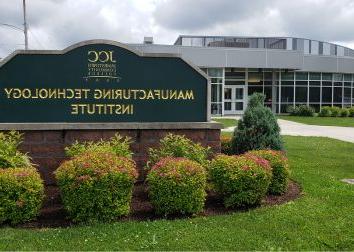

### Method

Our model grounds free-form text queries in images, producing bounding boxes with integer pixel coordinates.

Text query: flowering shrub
[65,133,132,158]
[0,167,44,224]
[147,157,207,215]
[55,151,137,223]
[246,150,290,195]
[221,135,233,155]
[0,131,32,169]
[209,154,272,207]
[147,134,211,169]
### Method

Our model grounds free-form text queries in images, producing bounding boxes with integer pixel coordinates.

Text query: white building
[131,35,354,115]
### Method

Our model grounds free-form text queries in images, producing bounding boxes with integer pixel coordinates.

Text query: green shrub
[147,134,211,169]
[340,108,350,117]
[290,105,315,117]
[209,154,272,207]
[232,93,283,154]
[65,134,132,158]
[0,131,32,169]
[329,106,341,117]
[285,105,295,114]
[55,151,137,223]
[221,135,233,155]
[0,167,44,224]
[349,107,354,117]
[246,150,290,195]
[147,157,207,215]
[318,106,332,117]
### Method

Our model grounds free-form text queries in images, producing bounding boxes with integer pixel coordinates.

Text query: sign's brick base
[17,129,220,185]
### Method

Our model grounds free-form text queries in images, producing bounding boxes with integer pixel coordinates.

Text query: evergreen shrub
[340,108,350,117]
[290,105,315,117]
[232,93,283,154]
[329,106,341,117]
[318,106,332,117]
[349,107,354,117]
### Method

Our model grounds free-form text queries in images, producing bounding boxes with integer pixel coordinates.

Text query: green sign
[0,40,208,123]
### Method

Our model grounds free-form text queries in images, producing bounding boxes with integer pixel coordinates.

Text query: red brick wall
[17,129,221,185]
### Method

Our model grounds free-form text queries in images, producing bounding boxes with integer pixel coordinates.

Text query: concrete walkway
[215,117,354,143]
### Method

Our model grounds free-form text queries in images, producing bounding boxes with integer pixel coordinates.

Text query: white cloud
[1,0,354,58]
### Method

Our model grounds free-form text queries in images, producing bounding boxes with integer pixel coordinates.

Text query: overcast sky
[1,0,354,58]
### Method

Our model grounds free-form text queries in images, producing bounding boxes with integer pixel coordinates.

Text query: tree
[232,93,283,154]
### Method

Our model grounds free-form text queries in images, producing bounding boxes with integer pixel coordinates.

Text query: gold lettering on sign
[3,88,195,101]
[85,50,119,82]
[88,51,99,63]
[70,104,134,115]
[3,87,195,116]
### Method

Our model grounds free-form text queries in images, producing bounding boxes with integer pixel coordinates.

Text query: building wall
[130,43,354,115]
[131,44,354,73]
[205,68,354,115]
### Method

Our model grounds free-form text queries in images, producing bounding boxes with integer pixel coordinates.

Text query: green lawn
[212,118,238,128]
[279,115,354,127]
[1,136,354,250]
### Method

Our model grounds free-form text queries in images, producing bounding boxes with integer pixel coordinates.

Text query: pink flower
[16,171,30,177]
[16,200,25,207]
[242,165,250,171]
[76,175,91,183]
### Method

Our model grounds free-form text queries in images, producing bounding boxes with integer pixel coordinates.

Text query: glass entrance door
[224,86,245,115]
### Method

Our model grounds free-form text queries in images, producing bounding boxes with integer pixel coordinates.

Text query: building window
[323,43,331,55]
[333,73,343,82]
[337,46,345,56]
[296,72,308,81]
[310,72,321,80]
[296,87,308,102]
[207,68,224,115]
[211,84,222,102]
[248,72,262,85]
[322,73,333,81]
[304,40,310,54]
[281,87,294,103]
[225,68,245,85]
[310,81,320,86]
[319,42,323,55]
[309,87,320,102]
[281,72,294,81]
[344,74,352,82]
[248,86,263,97]
[264,87,272,103]
[333,87,342,103]
[311,41,319,55]
[344,88,351,104]
[322,87,332,103]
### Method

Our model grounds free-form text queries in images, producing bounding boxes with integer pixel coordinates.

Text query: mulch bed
[18,181,301,229]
